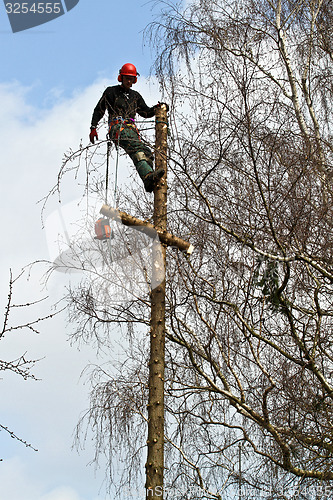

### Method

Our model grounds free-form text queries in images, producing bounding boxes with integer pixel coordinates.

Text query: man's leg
[118,126,164,192]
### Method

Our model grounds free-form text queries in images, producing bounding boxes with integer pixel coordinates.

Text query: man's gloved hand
[154,102,169,113]
[89,127,98,144]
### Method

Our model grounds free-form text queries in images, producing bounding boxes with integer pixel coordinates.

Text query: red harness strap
[108,116,140,141]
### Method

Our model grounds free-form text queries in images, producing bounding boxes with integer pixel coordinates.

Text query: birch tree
[146,0,333,495]
[53,1,333,497]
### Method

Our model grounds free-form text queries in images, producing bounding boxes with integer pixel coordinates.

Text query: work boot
[143,168,165,193]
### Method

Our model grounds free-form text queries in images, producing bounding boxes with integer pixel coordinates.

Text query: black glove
[154,102,169,113]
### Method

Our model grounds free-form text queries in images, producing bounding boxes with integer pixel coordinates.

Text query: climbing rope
[155,119,170,136]
[113,131,120,207]
[105,140,110,205]
[105,135,120,206]
[103,130,121,264]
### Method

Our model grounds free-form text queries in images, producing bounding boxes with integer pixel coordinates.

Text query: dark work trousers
[109,122,154,181]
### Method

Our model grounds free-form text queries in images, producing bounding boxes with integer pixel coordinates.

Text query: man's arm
[91,90,108,128]
[136,92,156,119]
[136,93,169,119]
[90,89,110,143]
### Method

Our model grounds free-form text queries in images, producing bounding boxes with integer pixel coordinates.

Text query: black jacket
[91,85,155,127]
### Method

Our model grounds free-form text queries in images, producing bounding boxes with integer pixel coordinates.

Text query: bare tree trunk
[145,105,168,499]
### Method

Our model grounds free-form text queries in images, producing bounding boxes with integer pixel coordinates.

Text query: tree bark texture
[145,105,168,500]
[100,205,193,255]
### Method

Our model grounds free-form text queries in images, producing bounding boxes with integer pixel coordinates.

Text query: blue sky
[0,0,158,106]
[0,1,169,499]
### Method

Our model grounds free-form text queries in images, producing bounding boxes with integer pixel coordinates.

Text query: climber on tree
[89,63,167,193]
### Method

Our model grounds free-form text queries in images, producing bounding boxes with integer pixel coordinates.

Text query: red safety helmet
[118,63,139,83]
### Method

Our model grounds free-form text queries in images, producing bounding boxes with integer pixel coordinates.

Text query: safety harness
[108,116,141,141]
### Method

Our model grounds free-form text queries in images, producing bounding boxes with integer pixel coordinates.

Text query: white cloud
[0,456,92,500]
[0,456,43,500]
[0,75,161,500]
[40,486,83,500]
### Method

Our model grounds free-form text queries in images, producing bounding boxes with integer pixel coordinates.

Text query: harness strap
[108,116,141,141]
